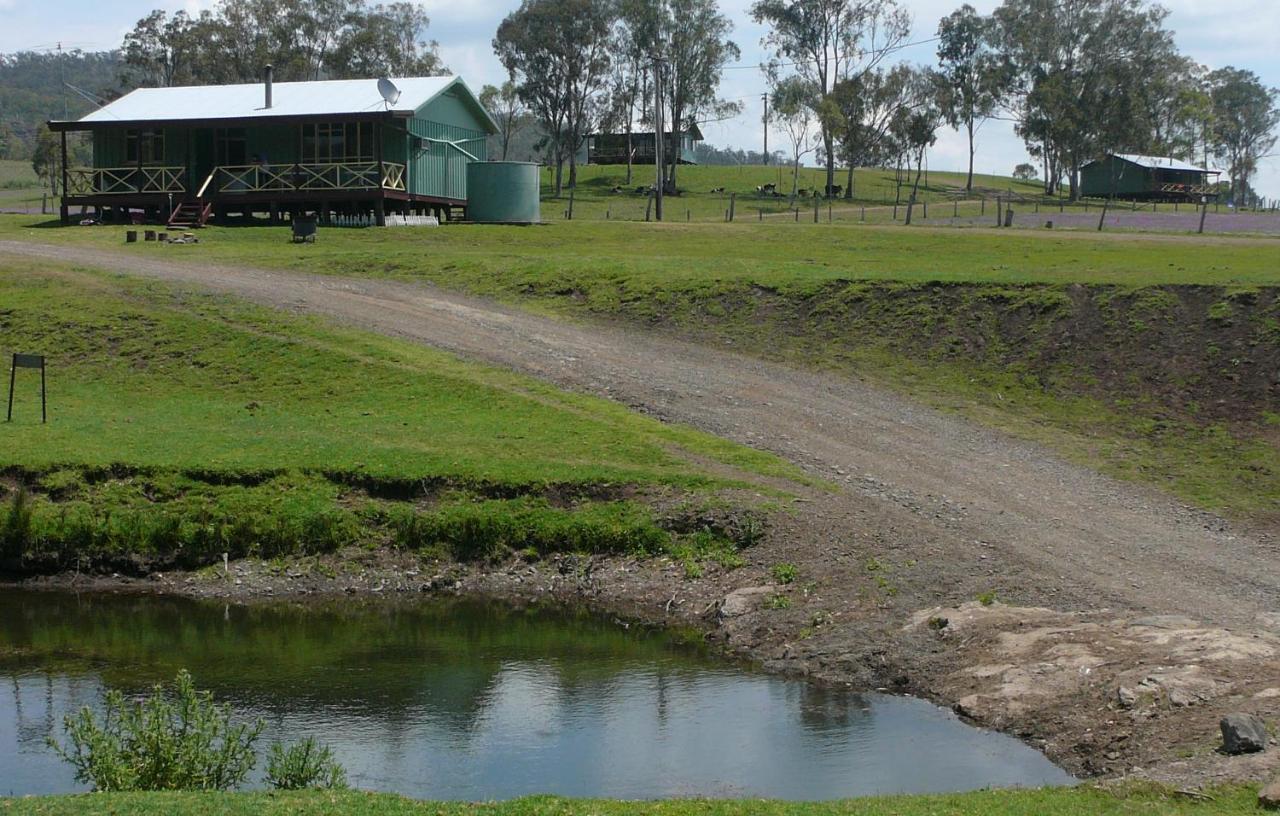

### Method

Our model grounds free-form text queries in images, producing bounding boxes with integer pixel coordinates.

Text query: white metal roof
[76,76,467,124]
[1112,153,1216,173]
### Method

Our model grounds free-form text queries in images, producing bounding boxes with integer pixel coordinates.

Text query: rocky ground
[4,238,1279,789]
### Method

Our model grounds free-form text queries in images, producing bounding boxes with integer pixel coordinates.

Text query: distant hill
[0,50,127,160]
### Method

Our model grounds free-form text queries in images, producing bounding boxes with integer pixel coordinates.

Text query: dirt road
[2,238,1273,628]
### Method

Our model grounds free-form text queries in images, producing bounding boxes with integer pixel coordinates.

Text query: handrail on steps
[196,170,216,199]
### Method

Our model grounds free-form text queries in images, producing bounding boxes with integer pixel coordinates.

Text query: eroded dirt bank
[3,240,1280,788]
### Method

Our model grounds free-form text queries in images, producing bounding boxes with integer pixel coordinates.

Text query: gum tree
[751,0,909,197]
[1207,67,1279,208]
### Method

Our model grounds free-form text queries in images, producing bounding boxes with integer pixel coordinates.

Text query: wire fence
[546,189,1280,237]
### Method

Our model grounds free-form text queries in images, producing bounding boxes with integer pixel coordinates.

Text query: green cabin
[49,73,498,225]
[1079,154,1220,201]
[583,127,702,166]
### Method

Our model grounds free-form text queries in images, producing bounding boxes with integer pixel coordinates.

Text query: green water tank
[466,161,541,224]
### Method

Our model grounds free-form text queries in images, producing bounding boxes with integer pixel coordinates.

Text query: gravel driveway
[2,238,1274,631]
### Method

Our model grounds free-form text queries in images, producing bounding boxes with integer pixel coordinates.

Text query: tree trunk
[625,126,633,185]
[844,163,854,200]
[966,118,975,193]
[824,129,835,196]
[904,149,925,225]
[554,156,564,198]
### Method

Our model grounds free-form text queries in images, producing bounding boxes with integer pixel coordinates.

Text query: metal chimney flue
[263,64,273,109]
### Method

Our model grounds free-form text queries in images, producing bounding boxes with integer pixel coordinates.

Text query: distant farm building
[49,72,498,225]
[1079,154,1220,201]
[583,126,703,166]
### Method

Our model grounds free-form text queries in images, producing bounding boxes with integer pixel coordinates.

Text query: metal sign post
[7,354,46,423]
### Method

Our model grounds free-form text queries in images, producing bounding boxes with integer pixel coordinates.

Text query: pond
[0,590,1072,799]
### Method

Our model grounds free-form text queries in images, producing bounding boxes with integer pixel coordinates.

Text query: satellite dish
[378,77,402,108]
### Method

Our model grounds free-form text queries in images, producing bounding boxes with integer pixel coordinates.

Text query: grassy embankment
[0,261,803,575]
[0,786,1263,815]
[2,214,1276,520]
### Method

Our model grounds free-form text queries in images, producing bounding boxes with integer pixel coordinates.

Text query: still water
[0,590,1072,799]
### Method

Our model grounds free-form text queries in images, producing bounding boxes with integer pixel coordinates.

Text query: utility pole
[57,42,68,119]
[762,94,768,165]
[653,56,665,222]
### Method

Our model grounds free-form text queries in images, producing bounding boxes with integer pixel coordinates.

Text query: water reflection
[0,590,1072,799]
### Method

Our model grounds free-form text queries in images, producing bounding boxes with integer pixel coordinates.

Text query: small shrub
[48,670,263,791]
[683,560,702,580]
[767,593,792,610]
[771,562,798,584]
[735,515,766,548]
[977,591,997,606]
[264,737,347,790]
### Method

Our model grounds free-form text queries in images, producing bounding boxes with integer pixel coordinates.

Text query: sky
[2,0,1278,195]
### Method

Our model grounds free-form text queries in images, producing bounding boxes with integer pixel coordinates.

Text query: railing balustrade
[213,161,407,194]
[66,166,185,196]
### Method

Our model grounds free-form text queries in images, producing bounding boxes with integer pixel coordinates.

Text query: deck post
[59,130,69,224]
[374,197,386,227]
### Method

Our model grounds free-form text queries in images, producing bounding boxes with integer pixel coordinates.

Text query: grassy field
[1,215,1276,520]
[4,216,1279,287]
[542,164,1052,222]
[0,786,1262,815]
[0,261,798,572]
[0,159,46,213]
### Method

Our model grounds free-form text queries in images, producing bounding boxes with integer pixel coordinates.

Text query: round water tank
[466,162,541,224]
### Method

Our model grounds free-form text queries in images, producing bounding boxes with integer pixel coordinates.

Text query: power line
[719,35,941,71]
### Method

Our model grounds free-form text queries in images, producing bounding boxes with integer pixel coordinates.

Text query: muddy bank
[14,538,1280,791]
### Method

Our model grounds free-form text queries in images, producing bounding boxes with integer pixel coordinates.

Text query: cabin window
[301,122,376,163]
[124,129,165,165]
[216,128,247,166]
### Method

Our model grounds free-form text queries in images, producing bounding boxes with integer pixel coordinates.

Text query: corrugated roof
[1113,154,1215,173]
[76,76,471,124]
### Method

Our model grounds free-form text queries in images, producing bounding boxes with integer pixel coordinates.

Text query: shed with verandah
[1079,154,1220,201]
[48,73,498,226]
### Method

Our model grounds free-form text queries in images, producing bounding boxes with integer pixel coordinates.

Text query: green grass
[0,158,39,189]
[0,786,1262,815]
[4,215,1277,288]
[0,262,798,571]
[542,163,1052,222]
[0,263,790,486]
[2,216,1276,519]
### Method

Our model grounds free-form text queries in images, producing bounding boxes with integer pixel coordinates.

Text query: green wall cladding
[88,83,493,202]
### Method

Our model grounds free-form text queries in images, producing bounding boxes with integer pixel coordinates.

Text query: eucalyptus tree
[770,74,818,200]
[480,81,528,161]
[119,1,444,85]
[1207,67,1279,208]
[618,0,738,193]
[120,10,200,87]
[751,0,910,196]
[827,63,912,198]
[991,0,1180,199]
[935,4,1008,193]
[494,0,615,196]
[330,2,444,78]
[897,68,943,225]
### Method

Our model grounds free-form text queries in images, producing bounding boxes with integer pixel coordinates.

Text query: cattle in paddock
[797,188,810,197]
[755,183,777,196]
[610,186,625,194]
[825,184,843,198]
[710,186,725,193]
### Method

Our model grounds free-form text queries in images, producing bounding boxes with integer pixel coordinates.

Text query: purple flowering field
[921,208,1280,236]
